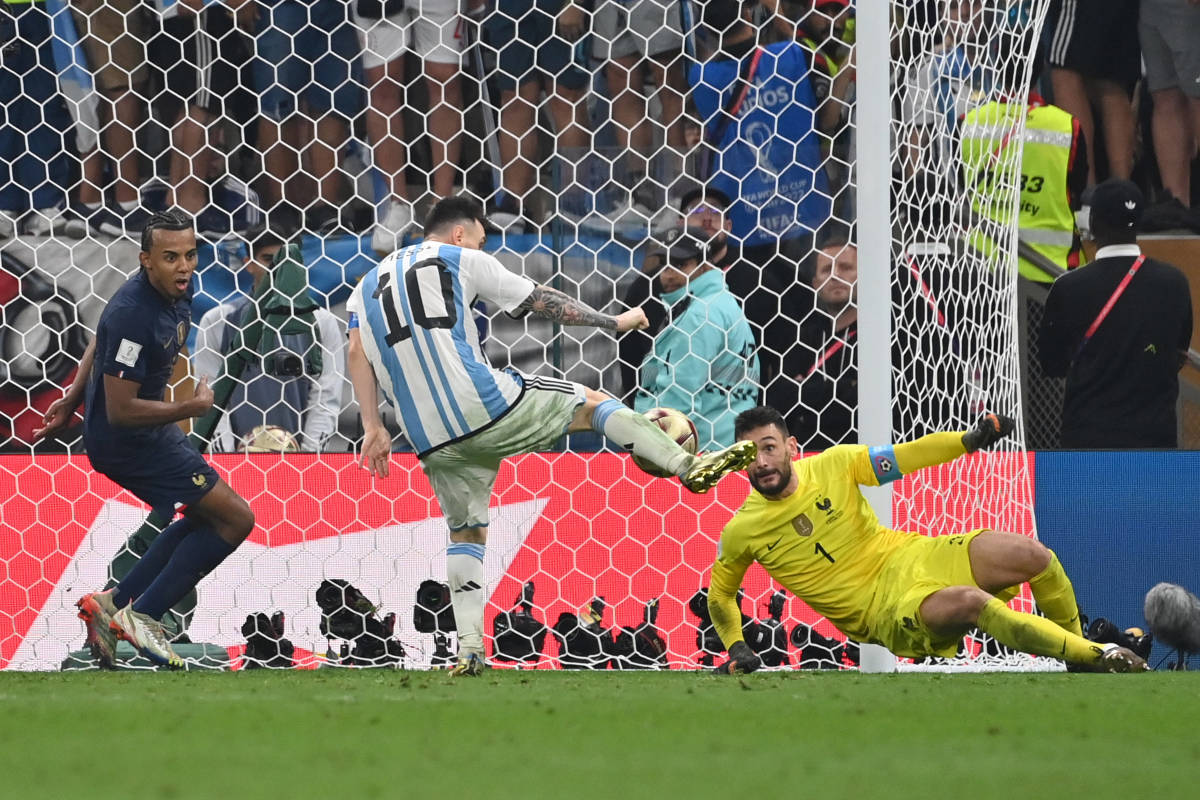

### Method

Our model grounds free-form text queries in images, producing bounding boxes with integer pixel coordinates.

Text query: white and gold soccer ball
[631,407,699,478]
[243,424,300,454]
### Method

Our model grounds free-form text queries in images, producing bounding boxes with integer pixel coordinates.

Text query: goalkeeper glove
[962,413,1015,453]
[713,641,761,675]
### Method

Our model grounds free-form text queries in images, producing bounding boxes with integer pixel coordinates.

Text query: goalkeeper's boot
[110,605,183,670]
[76,590,119,670]
[681,441,757,494]
[449,651,487,678]
[1099,643,1150,673]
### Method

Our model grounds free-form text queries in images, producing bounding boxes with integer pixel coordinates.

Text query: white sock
[117,200,137,213]
[592,400,693,476]
[447,543,486,656]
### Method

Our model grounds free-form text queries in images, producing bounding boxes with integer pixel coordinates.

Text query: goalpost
[1,0,1059,672]
[875,0,1060,671]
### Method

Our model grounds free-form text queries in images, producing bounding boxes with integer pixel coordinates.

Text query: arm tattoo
[517,285,617,329]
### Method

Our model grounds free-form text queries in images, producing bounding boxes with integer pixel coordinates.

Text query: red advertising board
[0,451,1034,670]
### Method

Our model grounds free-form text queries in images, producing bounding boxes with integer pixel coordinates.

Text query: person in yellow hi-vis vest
[960,59,1088,284]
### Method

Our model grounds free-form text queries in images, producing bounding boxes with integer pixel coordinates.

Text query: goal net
[1,0,1056,671]
[888,0,1059,670]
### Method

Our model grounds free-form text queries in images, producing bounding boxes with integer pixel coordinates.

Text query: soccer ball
[243,425,300,453]
[631,408,699,478]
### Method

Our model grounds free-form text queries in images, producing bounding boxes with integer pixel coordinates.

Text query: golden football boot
[680,440,757,494]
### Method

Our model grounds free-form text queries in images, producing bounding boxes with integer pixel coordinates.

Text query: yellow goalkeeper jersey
[708,434,966,647]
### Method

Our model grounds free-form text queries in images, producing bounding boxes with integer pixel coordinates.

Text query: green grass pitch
[1,669,1196,799]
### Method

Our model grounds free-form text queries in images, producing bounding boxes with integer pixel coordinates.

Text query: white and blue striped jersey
[347,242,536,456]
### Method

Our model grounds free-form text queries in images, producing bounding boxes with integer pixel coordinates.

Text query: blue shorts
[485,0,590,92]
[253,0,365,122]
[90,429,219,516]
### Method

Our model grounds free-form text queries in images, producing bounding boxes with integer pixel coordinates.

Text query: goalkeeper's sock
[1027,551,1084,637]
[131,526,236,620]
[592,400,693,476]
[994,586,1019,603]
[448,543,486,655]
[112,516,195,609]
[977,597,1102,666]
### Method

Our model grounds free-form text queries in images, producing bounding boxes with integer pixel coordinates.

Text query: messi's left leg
[421,447,498,677]
[968,531,1083,637]
[446,531,488,678]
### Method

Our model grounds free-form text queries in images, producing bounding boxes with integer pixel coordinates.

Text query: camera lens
[265,352,305,377]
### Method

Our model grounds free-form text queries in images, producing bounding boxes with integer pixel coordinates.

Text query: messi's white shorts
[420,376,586,530]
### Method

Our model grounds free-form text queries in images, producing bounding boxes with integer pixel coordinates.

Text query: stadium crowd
[1,0,1197,454]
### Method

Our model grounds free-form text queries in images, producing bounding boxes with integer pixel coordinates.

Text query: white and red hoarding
[0,452,1033,670]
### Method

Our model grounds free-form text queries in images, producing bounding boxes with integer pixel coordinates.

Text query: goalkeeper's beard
[748,467,788,497]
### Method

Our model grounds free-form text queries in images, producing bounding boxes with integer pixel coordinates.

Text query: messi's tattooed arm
[516,286,650,333]
[517,285,617,329]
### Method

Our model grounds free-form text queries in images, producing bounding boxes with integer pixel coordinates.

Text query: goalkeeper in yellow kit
[708,407,1149,674]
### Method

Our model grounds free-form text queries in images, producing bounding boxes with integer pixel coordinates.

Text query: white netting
[0,0,1057,671]
[887,0,1058,669]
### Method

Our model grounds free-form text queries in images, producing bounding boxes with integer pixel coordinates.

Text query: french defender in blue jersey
[347,197,758,675]
[35,210,256,669]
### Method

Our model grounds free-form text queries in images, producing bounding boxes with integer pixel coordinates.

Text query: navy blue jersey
[84,270,193,466]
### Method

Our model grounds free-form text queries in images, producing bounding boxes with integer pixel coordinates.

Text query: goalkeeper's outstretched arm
[876,413,1016,481]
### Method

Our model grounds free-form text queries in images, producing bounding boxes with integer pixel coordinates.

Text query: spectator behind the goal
[252,0,365,234]
[898,0,992,182]
[192,231,345,452]
[151,0,254,237]
[959,25,1087,284]
[1137,0,1200,231]
[618,187,734,401]
[618,186,815,399]
[768,0,857,214]
[1046,0,1138,186]
[633,226,760,451]
[66,0,154,237]
[766,221,857,451]
[689,0,831,266]
[0,0,74,239]
[355,0,469,254]
[482,0,593,234]
[591,0,689,232]
[1038,179,1194,449]
[765,0,855,138]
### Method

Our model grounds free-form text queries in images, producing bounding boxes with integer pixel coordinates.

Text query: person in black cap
[1038,179,1193,448]
[632,226,761,450]
[616,187,811,401]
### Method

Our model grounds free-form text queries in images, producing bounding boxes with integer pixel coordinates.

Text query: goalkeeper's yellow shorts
[866,528,989,659]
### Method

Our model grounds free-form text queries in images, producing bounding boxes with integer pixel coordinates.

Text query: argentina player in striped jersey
[347,197,756,675]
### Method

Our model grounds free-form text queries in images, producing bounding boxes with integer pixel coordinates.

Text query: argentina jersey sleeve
[460,248,535,314]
